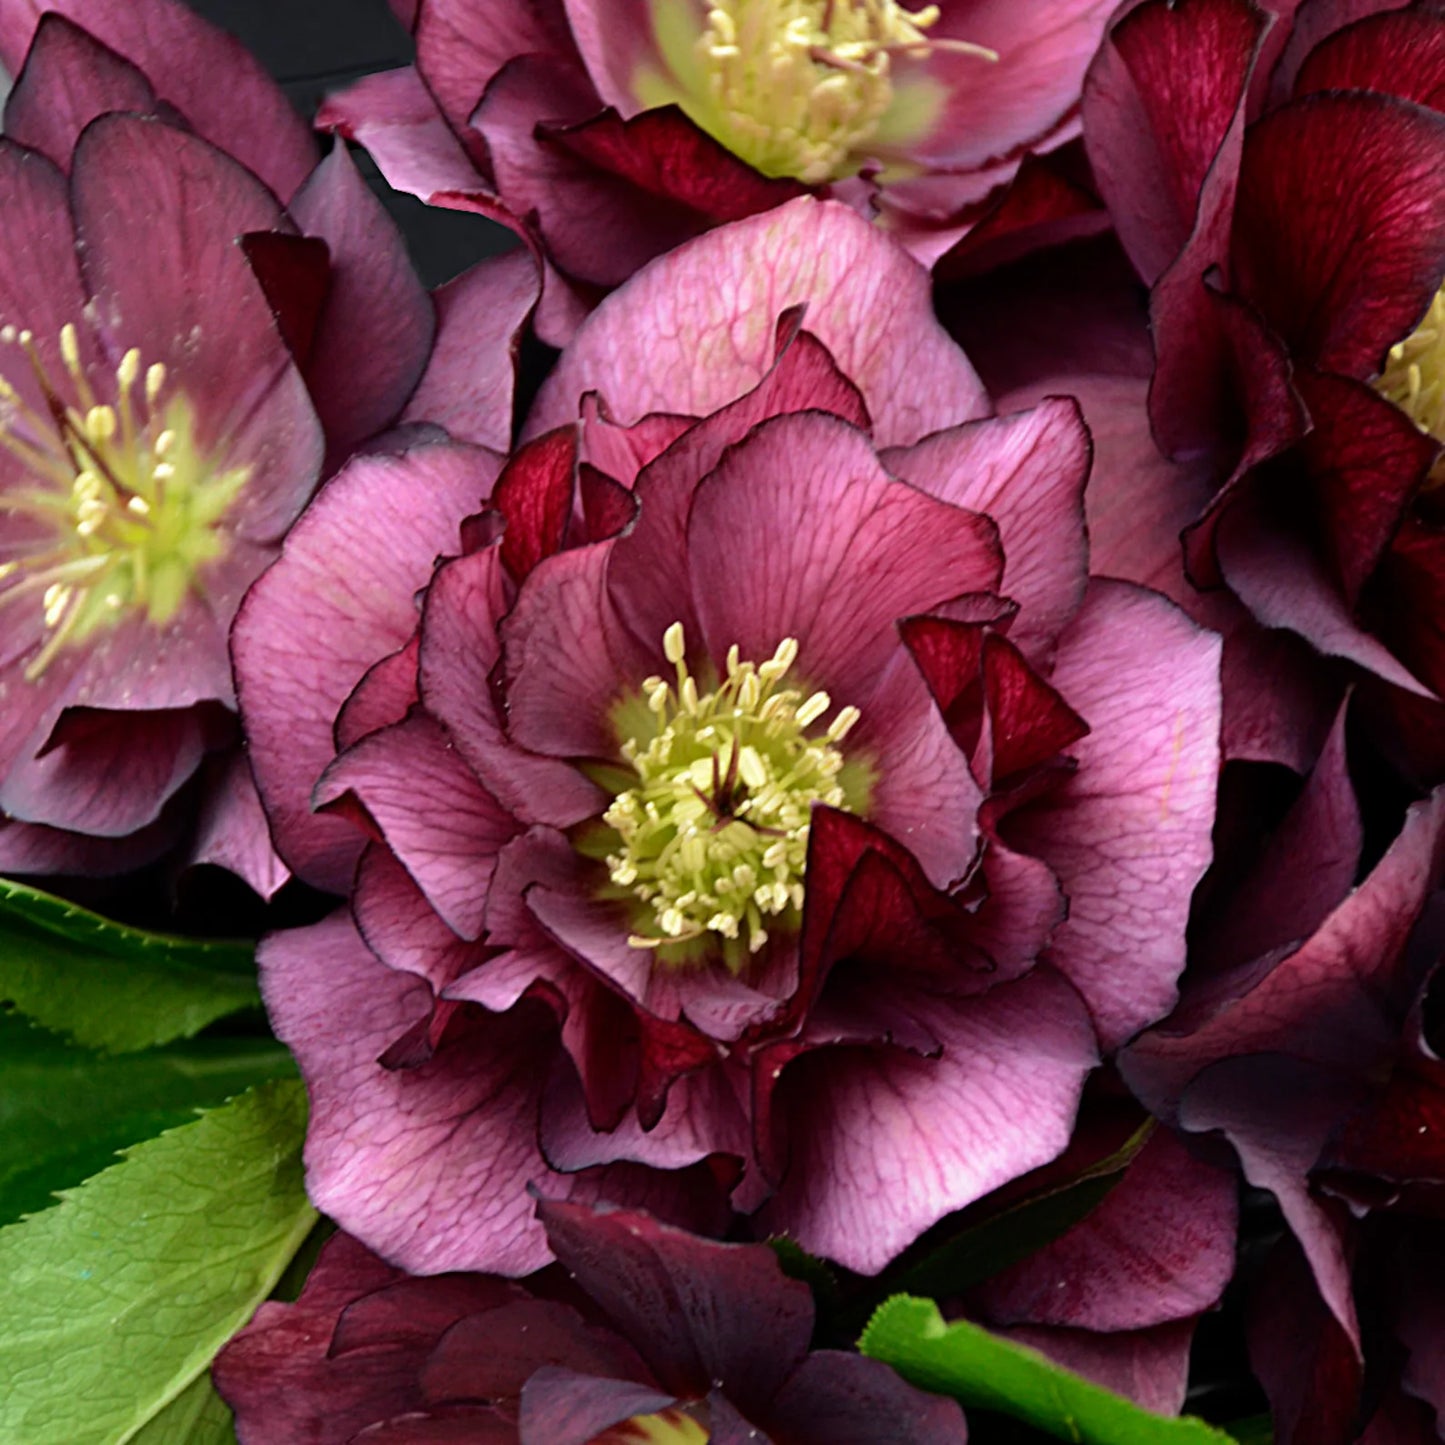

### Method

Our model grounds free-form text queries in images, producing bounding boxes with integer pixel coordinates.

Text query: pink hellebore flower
[237,200,1223,1277]
[213,1199,968,1443]
[320,0,1115,338]
[0,115,323,881]
[0,0,460,890]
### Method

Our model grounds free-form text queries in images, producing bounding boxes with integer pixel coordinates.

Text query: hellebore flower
[213,1199,967,1443]
[1081,0,1445,784]
[0,114,324,883]
[236,200,1223,1278]
[0,0,463,889]
[319,0,1115,338]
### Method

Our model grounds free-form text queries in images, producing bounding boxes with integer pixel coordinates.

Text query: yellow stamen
[603,622,866,970]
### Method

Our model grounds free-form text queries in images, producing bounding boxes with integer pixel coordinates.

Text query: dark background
[183,0,516,286]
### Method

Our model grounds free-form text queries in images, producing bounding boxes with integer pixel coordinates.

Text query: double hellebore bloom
[1083,0,1445,783]
[213,1198,967,1442]
[321,0,1114,336]
[238,201,1222,1277]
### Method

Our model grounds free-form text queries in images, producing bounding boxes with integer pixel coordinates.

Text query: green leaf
[128,1375,236,1445]
[0,1080,317,1445]
[0,1011,296,1228]
[0,875,259,1052]
[859,1296,1239,1445]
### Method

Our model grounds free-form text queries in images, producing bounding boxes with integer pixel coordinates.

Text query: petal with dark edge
[1005,582,1222,1050]
[234,443,499,892]
[529,198,990,448]
[0,0,317,198]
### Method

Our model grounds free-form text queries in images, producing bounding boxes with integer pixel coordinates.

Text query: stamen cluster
[604,621,860,963]
[0,324,248,677]
[1378,287,1445,486]
[698,0,944,182]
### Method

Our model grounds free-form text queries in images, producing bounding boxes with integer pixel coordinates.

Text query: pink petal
[288,142,436,462]
[688,410,1003,706]
[234,443,500,892]
[0,806,177,876]
[316,66,488,205]
[882,398,1090,660]
[354,843,484,991]
[414,0,584,137]
[1006,582,1222,1049]
[603,318,869,650]
[336,636,421,752]
[973,1128,1238,1331]
[0,0,318,198]
[0,140,89,376]
[759,966,1096,1272]
[403,250,540,450]
[530,198,990,448]
[419,547,603,825]
[3,14,157,170]
[500,540,656,759]
[844,647,983,887]
[899,0,1114,170]
[187,750,290,898]
[315,714,518,940]
[0,704,210,835]
[70,115,323,544]
[259,912,568,1275]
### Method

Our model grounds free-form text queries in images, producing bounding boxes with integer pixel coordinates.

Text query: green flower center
[0,324,249,679]
[604,621,863,964]
[589,1406,711,1443]
[685,0,983,183]
[1379,286,1445,487]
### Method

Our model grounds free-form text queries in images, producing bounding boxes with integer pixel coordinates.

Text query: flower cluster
[5,1,1445,1442]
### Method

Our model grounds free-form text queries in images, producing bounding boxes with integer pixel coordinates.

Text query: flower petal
[0,0,318,198]
[403,249,540,451]
[288,141,436,463]
[259,912,567,1275]
[315,714,519,940]
[1005,581,1222,1049]
[1232,92,1445,378]
[687,410,1002,706]
[973,1128,1238,1331]
[3,14,158,170]
[70,114,323,544]
[881,398,1090,661]
[760,966,1096,1272]
[537,1198,814,1414]
[234,443,499,891]
[530,198,990,448]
